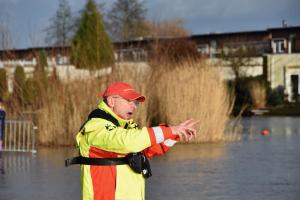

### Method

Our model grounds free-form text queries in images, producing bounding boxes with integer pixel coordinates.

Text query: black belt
[65,156,128,167]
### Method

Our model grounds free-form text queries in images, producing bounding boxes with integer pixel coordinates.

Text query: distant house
[192,26,300,56]
[190,26,300,102]
[0,46,70,67]
[0,25,300,102]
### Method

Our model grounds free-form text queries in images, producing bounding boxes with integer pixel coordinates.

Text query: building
[1,25,300,102]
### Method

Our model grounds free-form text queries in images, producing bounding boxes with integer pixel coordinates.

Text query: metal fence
[1,120,37,153]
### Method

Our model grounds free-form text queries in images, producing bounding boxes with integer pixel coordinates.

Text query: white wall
[208,57,264,80]
[265,53,300,101]
[266,53,300,89]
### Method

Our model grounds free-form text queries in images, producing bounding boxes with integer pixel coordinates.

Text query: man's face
[109,96,139,120]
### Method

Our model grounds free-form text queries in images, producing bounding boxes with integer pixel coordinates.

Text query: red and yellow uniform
[76,101,177,200]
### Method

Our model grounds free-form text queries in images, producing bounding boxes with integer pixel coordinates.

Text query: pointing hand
[170,119,199,142]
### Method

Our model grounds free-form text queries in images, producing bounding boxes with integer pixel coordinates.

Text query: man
[73,82,197,200]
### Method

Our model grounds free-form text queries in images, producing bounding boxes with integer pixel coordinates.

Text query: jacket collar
[97,101,133,127]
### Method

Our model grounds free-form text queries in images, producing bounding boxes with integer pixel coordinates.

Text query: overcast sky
[0,0,299,49]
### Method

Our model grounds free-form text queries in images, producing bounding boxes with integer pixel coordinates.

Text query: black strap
[65,156,128,167]
[79,109,120,131]
[88,109,120,127]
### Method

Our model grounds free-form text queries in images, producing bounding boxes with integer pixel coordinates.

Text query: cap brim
[135,96,146,102]
[98,90,145,102]
[120,90,145,102]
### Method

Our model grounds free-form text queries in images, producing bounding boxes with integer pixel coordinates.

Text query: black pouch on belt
[127,153,143,174]
[141,155,152,179]
[127,152,152,179]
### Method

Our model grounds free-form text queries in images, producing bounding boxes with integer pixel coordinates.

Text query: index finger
[183,119,200,128]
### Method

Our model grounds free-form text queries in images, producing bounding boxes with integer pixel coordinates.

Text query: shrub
[13,65,26,106]
[267,86,285,106]
[0,68,8,101]
[248,79,266,108]
[23,78,39,107]
[229,75,267,114]
[70,0,114,70]
[150,38,200,66]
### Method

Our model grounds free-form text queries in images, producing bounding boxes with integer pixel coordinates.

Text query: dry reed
[38,78,100,146]
[151,60,240,142]
[248,80,266,108]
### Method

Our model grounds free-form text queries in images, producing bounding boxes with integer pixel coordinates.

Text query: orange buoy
[261,129,270,135]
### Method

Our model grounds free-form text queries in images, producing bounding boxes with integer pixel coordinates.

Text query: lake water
[0,116,300,200]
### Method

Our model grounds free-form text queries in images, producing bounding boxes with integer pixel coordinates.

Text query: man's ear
[106,96,114,108]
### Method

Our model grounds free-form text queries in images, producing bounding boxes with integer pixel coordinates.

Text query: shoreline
[250,103,300,117]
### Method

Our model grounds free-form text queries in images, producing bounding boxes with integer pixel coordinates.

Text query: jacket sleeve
[144,135,179,158]
[81,118,174,154]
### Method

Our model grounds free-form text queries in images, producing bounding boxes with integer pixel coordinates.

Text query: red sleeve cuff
[160,125,173,140]
[147,125,173,144]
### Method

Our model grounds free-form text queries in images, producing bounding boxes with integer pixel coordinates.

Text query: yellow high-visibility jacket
[76,101,178,200]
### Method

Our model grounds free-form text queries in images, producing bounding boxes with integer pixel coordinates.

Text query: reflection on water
[0,149,80,200]
[0,153,4,175]
[243,116,300,135]
[0,116,300,200]
[0,152,31,175]
[163,143,226,161]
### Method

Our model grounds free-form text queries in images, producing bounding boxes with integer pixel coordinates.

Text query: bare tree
[146,19,196,65]
[0,20,13,50]
[107,0,148,41]
[45,0,74,46]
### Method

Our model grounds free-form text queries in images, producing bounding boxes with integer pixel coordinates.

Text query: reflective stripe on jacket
[76,101,178,200]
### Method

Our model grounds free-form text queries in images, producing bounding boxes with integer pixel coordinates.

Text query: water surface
[0,116,299,200]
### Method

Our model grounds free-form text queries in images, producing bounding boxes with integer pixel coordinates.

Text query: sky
[0,0,299,49]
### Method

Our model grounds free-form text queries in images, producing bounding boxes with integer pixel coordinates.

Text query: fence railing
[1,120,37,153]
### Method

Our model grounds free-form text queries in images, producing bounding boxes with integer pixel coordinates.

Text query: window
[272,38,286,53]
[55,54,69,65]
[210,40,218,58]
[116,48,147,62]
[196,44,209,54]
[224,41,270,55]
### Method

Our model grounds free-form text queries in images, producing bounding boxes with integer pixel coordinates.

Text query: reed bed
[32,59,240,145]
[37,78,100,146]
[150,60,240,142]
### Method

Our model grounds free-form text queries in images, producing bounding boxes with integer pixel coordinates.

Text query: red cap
[99,82,145,102]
